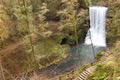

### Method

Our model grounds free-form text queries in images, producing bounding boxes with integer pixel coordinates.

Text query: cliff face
[107,0,120,46]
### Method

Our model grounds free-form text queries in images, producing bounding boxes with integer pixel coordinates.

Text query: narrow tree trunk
[88,30,96,59]
[74,1,80,60]
[22,0,37,65]
[0,38,4,48]
[0,61,5,80]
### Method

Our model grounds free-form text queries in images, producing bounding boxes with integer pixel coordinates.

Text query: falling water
[85,6,108,47]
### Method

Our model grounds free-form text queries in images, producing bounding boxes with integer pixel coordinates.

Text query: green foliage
[0,23,9,41]
[57,0,78,44]
[0,24,9,48]
[95,52,104,60]
[89,41,120,80]
[89,65,111,80]
[53,34,65,44]
[2,0,49,36]
[57,0,87,44]
[12,2,35,35]
[34,39,69,67]
[0,7,9,40]
[0,7,11,48]
[34,3,49,23]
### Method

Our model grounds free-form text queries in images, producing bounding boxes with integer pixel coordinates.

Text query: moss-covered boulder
[34,39,69,68]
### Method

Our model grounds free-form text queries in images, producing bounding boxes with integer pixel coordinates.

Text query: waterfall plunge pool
[38,44,106,77]
[38,6,108,78]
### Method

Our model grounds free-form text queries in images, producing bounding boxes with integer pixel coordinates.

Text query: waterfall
[85,6,108,47]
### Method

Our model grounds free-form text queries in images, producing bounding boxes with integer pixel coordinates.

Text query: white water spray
[85,6,108,47]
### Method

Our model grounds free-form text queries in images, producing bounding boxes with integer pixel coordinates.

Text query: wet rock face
[107,0,120,46]
[96,1,108,7]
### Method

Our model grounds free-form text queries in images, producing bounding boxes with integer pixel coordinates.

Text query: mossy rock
[34,39,69,68]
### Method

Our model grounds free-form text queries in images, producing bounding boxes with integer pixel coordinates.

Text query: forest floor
[0,40,22,56]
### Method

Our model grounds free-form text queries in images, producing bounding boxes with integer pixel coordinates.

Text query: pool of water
[78,44,106,64]
[38,44,106,77]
